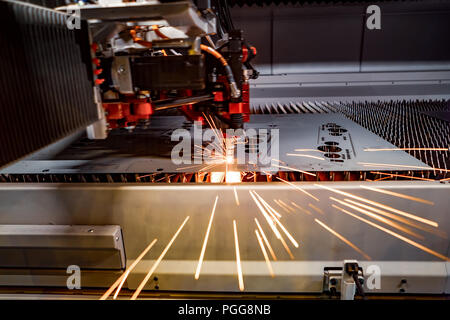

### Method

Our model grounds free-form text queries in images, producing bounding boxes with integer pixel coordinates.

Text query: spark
[364,148,449,152]
[370,171,435,182]
[314,184,438,227]
[332,205,449,261]
[233,186,240,206]
[272,163,317,176]
[315,219,371,260]
[343,198,446,238]
[253,191,282,218]
[286,153,325,160]
[226,155,234,164]
[374,176,392,181]
[279,236,295,260]
[358,162,450,173]
[440,177,450,182]
[255,229,275,277]
[195,196,219,280]
[250,191,299,248]
[254,218,277,261]
[360,185,434,205]
[308,203,324,215]
[175,164,204,171]
[277,177,320,201]
[100,238,158,300]
[274,199,290,213]
[278,200,295,212]
[330,197,424,240]
[131,216,190,300]
[249,190,282,239]
[290,202,312,215]
[233,220,245,291]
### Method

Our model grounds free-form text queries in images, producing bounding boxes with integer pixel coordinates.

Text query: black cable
[352,273,366,299]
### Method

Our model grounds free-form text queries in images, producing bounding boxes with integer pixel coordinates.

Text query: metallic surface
[0,114,431,174]
[62,1,215,36]
[0,181,448,293]
[0,225,125,269]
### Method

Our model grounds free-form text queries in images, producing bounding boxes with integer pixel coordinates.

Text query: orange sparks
[439,177,450,182]
[255,218,277,261]
[315,219,371,260]
[364,148,449,152]
[360,185,434,205]
[314,184,438,227]
[279,236,295,260]
[233,186,240,206]
[330,197,424,240]
[278,200,295,212]
[233,220,245,291]
[255,229,275,277]
[195,196,219,280]
[286,153,325,160]
[274,199,290,213]
[277,177,320,201]
[332,205,449,261]
[250,191,299,248]
[343,198,447,238]
[358,162,450,173]
[250,191,282,239]
[100,238,158,300]
[308,203,324,215]
[291,202,312,215]
[131,216,190,300]
[253,191,282,218]
[370,171,435,182]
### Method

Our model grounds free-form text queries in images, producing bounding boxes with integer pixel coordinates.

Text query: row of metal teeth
[251,99,450,171]
[0,170,443,183]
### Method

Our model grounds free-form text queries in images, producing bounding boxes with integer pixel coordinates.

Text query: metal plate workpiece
[245,114,430,172]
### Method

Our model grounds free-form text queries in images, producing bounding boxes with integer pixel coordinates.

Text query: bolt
[330,278,337,286]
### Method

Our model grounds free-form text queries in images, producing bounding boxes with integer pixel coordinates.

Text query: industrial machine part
[0,0,449,300]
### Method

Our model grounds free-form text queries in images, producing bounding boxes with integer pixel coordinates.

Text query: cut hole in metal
[318,145,342,153]
[324,153,341,159]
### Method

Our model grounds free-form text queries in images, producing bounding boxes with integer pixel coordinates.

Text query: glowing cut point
[226,171,241,183]
[210,172,225,183]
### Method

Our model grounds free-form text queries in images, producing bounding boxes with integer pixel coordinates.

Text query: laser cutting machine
[0,0,449,300]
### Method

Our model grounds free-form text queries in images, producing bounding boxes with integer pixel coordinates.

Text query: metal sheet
[0,114,430,174]
[244,114,430,172]
[0,181,447,293]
